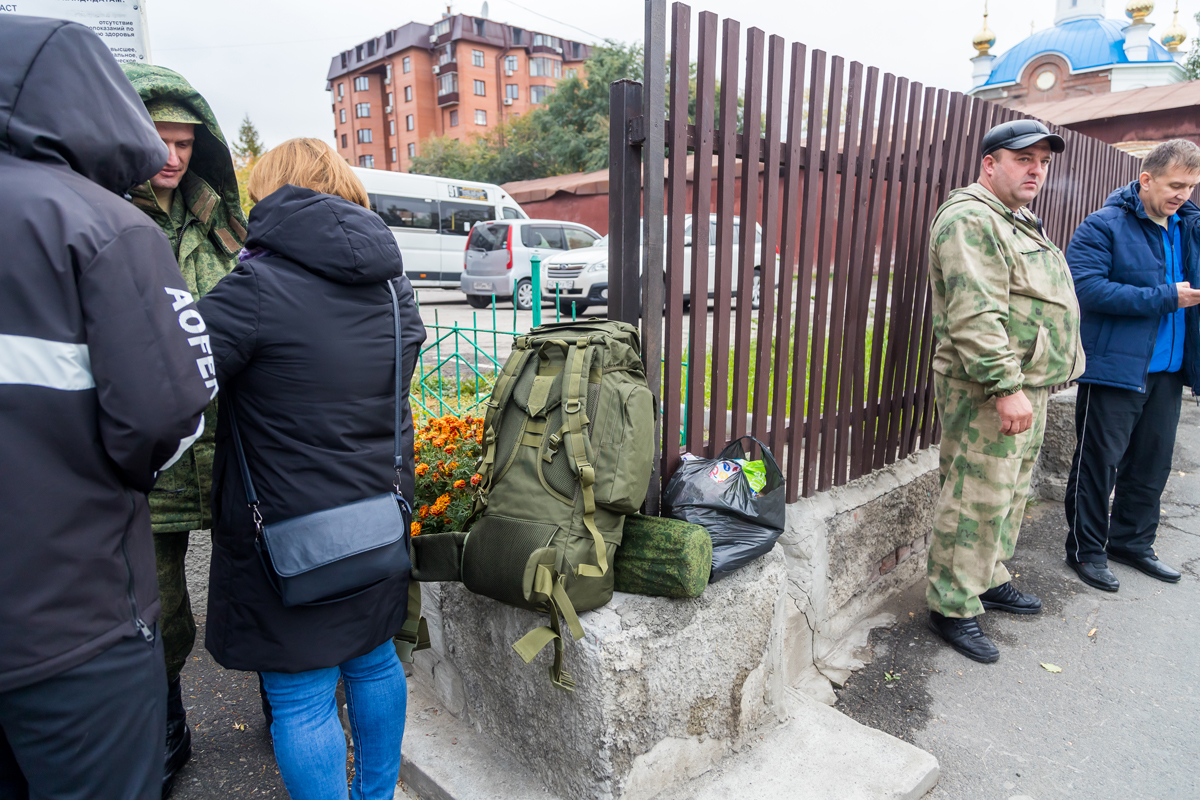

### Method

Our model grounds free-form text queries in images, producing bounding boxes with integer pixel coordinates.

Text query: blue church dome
[981,17,1174,87]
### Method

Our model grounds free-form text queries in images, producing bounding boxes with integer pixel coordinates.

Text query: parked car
[354,168,527,290]
[461,219,602,310]
[539,214,769,315]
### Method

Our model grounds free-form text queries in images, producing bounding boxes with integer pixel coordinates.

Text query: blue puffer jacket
[1065,180,1200,395]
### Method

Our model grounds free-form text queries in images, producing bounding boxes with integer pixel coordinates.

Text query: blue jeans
[261,640,406,800]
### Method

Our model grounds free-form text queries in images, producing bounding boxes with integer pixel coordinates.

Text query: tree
[1186,11,1200,80]
[231,115,266,215]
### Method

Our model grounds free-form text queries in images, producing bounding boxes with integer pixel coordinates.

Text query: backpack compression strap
[394,580,430,663]
[512,563,585,691]
[473,345,534,517]
[563,337,607,578]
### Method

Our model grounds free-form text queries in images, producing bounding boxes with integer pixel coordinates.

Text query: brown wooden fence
[608,1,1142,507]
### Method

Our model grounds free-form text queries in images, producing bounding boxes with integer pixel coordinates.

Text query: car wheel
[557,298,588,317]
[751,269,761,311]
[466,294,492,309]
[513,279,534,311]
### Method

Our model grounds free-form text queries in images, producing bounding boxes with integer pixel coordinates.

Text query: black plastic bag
[662,436,786,581]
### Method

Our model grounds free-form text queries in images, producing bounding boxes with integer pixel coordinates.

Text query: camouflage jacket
[123,64,247,533]
[929,183,1085,397]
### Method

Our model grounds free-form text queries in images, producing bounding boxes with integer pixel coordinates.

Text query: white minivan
[352,168,528,289]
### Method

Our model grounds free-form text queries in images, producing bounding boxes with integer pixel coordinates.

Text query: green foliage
[1185,12,1200,80]
[231,115,266,216]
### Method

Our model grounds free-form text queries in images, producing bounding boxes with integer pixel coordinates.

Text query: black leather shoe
[163,677,192,798]
[1107,550,1182,583]
[1066,558,1119,592]
[928,612,1000,663]
[979,582,1042,614]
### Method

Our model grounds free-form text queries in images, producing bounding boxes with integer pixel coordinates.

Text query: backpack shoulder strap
[561,336,607,579]
[473,344,535,515]
[394,581,430,663]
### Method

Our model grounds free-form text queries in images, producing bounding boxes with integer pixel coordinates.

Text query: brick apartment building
[327,14,591,172]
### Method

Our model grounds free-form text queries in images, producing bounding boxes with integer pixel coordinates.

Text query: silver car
[460,219,601,310]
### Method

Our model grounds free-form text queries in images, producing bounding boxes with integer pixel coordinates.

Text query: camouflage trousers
[927,374,1049,618]
[154,530,197,683]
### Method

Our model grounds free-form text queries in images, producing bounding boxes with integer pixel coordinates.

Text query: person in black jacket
[0,17,214,800]
[1063,139,1200,592]
[196,138,426,799]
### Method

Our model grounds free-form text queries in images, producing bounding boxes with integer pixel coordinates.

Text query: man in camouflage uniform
[925,120,1085,663]
[121,64,246,794]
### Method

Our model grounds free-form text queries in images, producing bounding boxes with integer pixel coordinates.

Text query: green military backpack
[410,320,656,689]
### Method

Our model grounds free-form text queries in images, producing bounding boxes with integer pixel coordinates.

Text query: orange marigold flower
[415,463,429,477]
[443,516,454,524]
[411,521,421,536]
[418,505,430,519]
[470,474,482,486]
[447,461,459,471]
[453,479,467,490]
[444,444,457,454]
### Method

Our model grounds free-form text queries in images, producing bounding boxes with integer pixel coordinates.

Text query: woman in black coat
[196,139,425,800]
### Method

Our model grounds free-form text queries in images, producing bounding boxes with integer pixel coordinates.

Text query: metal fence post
[608,80,644,325]
[531,253,542,328]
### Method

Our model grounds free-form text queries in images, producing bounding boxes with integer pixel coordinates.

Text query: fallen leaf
[1088,628,1097,637]
[1041,663,1063,673]
[233,723,246,731]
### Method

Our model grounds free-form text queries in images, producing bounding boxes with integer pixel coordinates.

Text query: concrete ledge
[1032,385,1078,502]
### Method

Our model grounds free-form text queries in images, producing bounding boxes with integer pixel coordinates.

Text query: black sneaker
[979,582,1042,614]
[928,611,1000,663]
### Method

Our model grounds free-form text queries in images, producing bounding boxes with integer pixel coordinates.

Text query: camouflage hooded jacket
[928,182,1085,397]
[122,64,248,533]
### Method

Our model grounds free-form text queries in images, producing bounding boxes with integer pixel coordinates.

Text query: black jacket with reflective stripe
[0,17,212,690]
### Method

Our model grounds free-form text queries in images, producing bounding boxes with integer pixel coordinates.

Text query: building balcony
[437,92,460,107]
[437,60,458,73]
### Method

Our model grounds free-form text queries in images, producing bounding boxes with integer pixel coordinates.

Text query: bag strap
[394,581,430,663]
[717,435,783,480]
[228,279,406,526]
[561,337,607,579]
[472,344,534,516]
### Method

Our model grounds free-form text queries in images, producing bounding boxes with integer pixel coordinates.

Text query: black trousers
[1064,372,1186,564]
[0,629,165,800]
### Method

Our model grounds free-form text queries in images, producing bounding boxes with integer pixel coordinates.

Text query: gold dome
[1162,2,1187,51]
[973,2,996,56]
[1125,1,1155,24]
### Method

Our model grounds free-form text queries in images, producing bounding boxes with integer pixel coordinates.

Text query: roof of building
[1021,80,1200,124]
[981,17,1175,87]
[502,169,609,203]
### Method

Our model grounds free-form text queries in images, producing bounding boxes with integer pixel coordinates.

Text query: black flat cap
[981,119,1065,157]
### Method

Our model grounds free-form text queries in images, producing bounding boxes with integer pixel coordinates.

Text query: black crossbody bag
[228,280,413,607]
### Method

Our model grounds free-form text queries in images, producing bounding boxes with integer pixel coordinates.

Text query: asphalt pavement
[835,397,1200,800]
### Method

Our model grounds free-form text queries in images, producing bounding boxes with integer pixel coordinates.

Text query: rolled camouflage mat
[614,514,711,599]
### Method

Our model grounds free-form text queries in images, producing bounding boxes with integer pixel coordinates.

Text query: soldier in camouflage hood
[120,63,247,796]
[924,121,1084,664]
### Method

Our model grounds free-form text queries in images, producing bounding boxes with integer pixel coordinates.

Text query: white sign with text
[1,0,150,63]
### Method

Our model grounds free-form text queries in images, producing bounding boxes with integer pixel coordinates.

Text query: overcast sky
[144,0,1200,149]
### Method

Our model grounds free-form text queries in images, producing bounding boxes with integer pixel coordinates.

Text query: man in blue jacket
[1064,139,1200,592]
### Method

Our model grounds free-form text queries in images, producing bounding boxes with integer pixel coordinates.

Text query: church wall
[994,54,1113,108]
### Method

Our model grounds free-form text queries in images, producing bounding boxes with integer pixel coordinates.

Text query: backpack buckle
[544,433,561,462]
[564,399,582,414]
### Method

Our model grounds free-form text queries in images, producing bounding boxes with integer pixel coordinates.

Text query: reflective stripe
[0,334,94,391]
[159,415,205,473]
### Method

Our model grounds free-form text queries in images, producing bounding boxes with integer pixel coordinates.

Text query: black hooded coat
[197,185,426,672]
[0,17,213,691]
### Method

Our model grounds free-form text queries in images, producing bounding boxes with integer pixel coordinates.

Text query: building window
[438,44,454,66]
[449,109,459,126]
[389,120,396,135]
[404,85,413,102]
[391,147,397,162]
[356,45,364,62]
[473,80,486,96]
[337,82,344,98]
[433,18,450,36]
[475,109,487,125]
[357,129,372,143]
[387,92,393,107]
[408,142,416,158]
[437,73,458,96]
[359,154,374,168]
[505,55,518,72]
[533,34,562,49]
[565,68,577,79]
[402,56,411,73]
[355,103,370,118]
[386,31,394,49]
[354,76,369,91]
[474,18,485,36]
[572,42,582,59]
[366,39,377,57]
[510,27,523,45]
[339,108,346,123]
[530,85,554,104]
[341,53,348,69]
[530,57,562,78]
[472,49,485,68]
[506,84,518,99]
[341,133,347,148]
[406,114,414,131]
